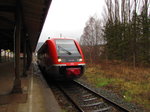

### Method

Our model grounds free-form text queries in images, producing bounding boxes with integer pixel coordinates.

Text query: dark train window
[55,39,80,56]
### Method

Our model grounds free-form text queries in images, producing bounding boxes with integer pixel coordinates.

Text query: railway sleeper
[81,102,104,107]
[82,93,92,97]
[92,106,112,112]
[82,99,103,105]
[81,91,89,94]
[82,103,110,111]
[83,97,97,102]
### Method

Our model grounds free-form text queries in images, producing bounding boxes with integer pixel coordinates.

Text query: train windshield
[55,39,80,56]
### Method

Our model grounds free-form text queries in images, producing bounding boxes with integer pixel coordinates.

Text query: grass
[96,77,114,87]
[81,62,150,111]
[61,109,67,112]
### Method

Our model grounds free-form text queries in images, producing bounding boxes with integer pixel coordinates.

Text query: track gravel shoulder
[77,79,145,112]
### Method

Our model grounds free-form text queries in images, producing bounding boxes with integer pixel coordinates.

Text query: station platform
[0,62,61,112]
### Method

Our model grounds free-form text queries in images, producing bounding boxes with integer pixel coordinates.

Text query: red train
[37,38,85,80]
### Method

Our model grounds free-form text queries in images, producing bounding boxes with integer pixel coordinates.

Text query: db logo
[70,63,74,65]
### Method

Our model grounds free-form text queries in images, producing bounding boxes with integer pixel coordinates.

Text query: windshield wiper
[58,46,72,55]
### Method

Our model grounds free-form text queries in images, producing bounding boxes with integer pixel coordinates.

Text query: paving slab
[0,62,62,112]
[0,62,14,95]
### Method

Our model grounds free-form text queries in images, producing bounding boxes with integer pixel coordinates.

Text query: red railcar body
[37,38,85,80]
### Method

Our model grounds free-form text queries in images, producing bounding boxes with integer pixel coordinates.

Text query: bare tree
[80,16,104,63]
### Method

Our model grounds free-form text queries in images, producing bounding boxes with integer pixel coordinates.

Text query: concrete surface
[0,62,14,95]
[0,62,61,112]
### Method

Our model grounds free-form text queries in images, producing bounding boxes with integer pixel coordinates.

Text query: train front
[52,39,85,80]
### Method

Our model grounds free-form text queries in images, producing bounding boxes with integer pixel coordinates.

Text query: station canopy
[0,0,52,52]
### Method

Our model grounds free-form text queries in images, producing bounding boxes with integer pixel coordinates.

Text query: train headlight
[58,58,62,62]
[79,58,82,62]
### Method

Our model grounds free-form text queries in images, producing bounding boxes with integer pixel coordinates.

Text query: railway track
[56,80,130,112]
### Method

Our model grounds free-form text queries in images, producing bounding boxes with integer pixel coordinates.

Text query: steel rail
[56,81,113,112]
[74,80,130,112]
[56,83,85,112]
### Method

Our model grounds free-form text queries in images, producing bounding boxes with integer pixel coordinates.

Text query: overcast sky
[38,0,105,42]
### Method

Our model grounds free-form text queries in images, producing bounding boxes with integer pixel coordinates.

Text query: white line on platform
[29,69,33,112]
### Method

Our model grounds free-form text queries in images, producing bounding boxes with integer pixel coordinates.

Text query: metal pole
[0,49,1,63]
[23,34,27,77]
[5,50,7,62]
[12,0,22,93]
[26,39,32,71]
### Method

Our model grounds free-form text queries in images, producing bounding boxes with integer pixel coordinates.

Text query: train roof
[47,38,75,41]
[38,38,76,52]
